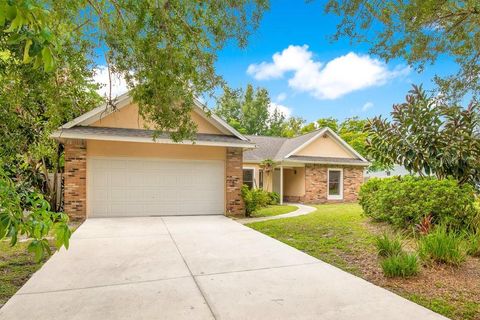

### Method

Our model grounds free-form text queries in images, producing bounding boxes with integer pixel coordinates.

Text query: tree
[338,117,368,158]
[0,33,101,211]
[316,117,339,132]
[215,84,294,136]
[0,167,71,262]
[365,85,480,185]
[282,117,306,137]
[1,0,269,141]
[0,0,268,257]
[324,0,480,100]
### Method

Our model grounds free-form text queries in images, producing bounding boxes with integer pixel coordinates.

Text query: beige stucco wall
[242,162,274,192]
[91,103,224,135]
[283,167,305,197]
[87,140,226,160]
[294,134,354,158]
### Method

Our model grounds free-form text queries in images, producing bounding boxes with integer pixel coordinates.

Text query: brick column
[343,167,364,202]
[226,147,245,217]
[64,139,87,221]
[304,164,328,203]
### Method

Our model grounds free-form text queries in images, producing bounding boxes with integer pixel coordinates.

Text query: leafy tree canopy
[324,0,480,100]
[1,0,269,141]
[0,0,268,258]
[365,85,480,185]
[214,84,302,136]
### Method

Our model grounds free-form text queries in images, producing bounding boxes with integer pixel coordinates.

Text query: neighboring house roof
[57,92,250,142]
[365,165,411,178]
[244,127,369,166]
[53,126,253,148]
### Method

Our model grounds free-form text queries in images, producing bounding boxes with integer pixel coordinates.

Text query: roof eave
[50,130,257,149]
[285,158,371,167]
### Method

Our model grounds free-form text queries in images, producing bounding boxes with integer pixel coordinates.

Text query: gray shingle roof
[55,126,254,145]
[242,135,288,161]
[244,128,369,165]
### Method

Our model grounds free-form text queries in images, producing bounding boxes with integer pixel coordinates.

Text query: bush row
[359,176,479,232]
[241,186,280,217]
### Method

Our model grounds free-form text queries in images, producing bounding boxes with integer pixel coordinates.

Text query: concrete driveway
[0,216,445,320]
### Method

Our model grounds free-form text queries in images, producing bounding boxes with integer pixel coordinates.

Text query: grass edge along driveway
[247,203,480,320]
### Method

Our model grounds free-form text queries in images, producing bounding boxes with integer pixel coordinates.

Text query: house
[243,130,369,204]
[51,93,369,220]
[364,165,411,181]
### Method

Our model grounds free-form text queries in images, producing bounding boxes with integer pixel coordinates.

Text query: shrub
[381,253,419,278]
[241,186,270,217]
[359,176,479,232]
[268,192,280,205]
[418,226,466,266]
[375,233,403,257]
[465,232,480,257]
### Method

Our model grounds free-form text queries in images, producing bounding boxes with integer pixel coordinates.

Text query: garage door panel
[88,158,225,217]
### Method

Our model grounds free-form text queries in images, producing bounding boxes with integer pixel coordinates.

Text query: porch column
[280,164,284,205]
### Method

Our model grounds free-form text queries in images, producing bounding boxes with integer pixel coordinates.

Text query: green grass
[418,226,466,266]
[247,203,375,274]
[247,203,479,320]
[0,241,47,305]
[251,205,298,218]
[375,233,404,257]
[408,294,480,320]
[381,253,419,278]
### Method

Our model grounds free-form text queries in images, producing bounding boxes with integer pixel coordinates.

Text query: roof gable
[61,92,249,141]
[90,103,224,135]
[291,131,354,158]
[243,127,368,165]
[284,128,366,161]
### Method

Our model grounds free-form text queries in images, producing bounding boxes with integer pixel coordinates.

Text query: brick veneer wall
[64,139,87,221]
[304,164,363,204]
[226,147,245,216]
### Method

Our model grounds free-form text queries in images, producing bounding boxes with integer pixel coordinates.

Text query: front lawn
[0,221,81,307]
[251,205,297,218]
[247,203,480,320]
[0,241,48,306]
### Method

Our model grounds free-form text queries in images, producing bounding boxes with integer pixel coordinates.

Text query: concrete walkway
[237,203,317,224]
[0,216,446,320]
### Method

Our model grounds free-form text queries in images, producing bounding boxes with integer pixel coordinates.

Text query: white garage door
[87,157,225,217]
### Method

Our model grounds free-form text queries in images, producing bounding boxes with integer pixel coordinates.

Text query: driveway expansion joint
[15,275,192,296]
[161,217,218,320]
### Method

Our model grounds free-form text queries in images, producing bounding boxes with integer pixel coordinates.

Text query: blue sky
[212,0,457,123]
[94,1,458,124]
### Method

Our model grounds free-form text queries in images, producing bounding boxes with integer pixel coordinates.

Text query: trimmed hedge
[359,176,479,232]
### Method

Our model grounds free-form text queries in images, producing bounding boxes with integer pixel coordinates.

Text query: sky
[93,0,459,124]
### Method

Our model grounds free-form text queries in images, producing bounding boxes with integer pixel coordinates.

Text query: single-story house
[243,130,369,204]
[52,93,369,220]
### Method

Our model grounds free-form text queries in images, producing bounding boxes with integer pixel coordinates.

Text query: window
[258,170,264,189]
[243,168,255,189]
[327,169,343,200]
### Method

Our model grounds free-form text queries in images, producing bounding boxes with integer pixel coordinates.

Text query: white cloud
[92,65,129,97]
[276,92,287,102]
[269,102,292,118]
[362,102,374,111]
[247,45,410,100]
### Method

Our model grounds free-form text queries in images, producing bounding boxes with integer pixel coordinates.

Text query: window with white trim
[243,168,255,189]
[327,169,343,200]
